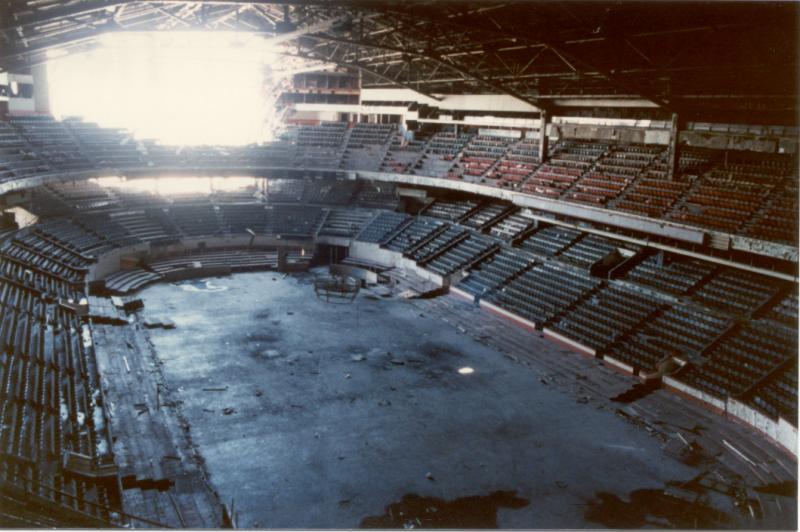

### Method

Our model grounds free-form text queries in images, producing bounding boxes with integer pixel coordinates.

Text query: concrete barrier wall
[89,243,150,280]
[777,418,798,456]
[727,398,798,456]
[481,299,539,332]
[397,256,444,286]
[543,328,597,356]
[603,355,635,375]
[662,376,728,412]
[348,241,401,268]
[161,265,232,283]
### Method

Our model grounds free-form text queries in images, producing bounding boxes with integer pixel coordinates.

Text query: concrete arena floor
[139,270,754,529]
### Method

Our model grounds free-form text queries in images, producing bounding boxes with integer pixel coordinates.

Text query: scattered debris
[378,399,392,407]
[222,407,236,415]
[345,373,352,379]
[577,396,590,404]
[425,472,435,481]
[390,359,405,366]
[351,354,366,362]
[555,481,568,489]
[540,378,548,385]
[722,439,757,467]
[255,390,263,397]
[202,387,228,392]
[202,408,215,413]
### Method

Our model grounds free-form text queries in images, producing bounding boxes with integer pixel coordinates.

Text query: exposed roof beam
[301,33,550,112]
[283,48,442,103]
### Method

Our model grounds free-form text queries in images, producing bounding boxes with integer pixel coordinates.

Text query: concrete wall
[663,377,797,457]
[348,241,401,268]
[663,376,727,412]
[8,73,35,115]
[90,243,151,280]
[552,123,670,145]
[680,130,796,154]
[727,398,798,456]
[86,236,312,281]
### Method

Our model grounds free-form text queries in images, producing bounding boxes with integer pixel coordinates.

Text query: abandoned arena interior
[0,0,798,529]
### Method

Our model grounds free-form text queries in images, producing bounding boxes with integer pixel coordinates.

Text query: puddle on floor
[360,490,529,529]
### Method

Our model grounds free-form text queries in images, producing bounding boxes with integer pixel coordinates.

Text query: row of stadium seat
[1,117,796,245]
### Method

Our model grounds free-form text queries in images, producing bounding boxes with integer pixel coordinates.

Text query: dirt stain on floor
[361,491,529,529]
[584,487,731,529]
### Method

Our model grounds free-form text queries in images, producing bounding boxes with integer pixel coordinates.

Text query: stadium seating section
[0,117,797,523]
[0,117,796,246]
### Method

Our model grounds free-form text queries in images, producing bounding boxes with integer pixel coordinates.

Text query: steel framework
[0,1,797,121]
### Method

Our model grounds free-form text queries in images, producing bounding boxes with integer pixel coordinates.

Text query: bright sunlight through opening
[92,176,258,196]
[48,32,281,146]
[458,367,475,375]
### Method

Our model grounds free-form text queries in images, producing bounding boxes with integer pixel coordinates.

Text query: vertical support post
[667,112,680,180]
[538,110,550,163]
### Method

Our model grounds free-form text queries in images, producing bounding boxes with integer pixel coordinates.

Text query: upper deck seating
[341,124,395,171]
[0,122,51,182]
[487,139,540,189]
[267,179,306,203]
[64,118,143,168]
[380,137,425,174]
[565,144,664,206]
[413,131,472,178]
[613,174,691,218]
[452,135,514,181]
[521,140,607,199]
[9,116,91,171]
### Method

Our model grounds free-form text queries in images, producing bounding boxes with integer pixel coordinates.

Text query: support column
[666,112,680,180]
[538,111,550,163]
